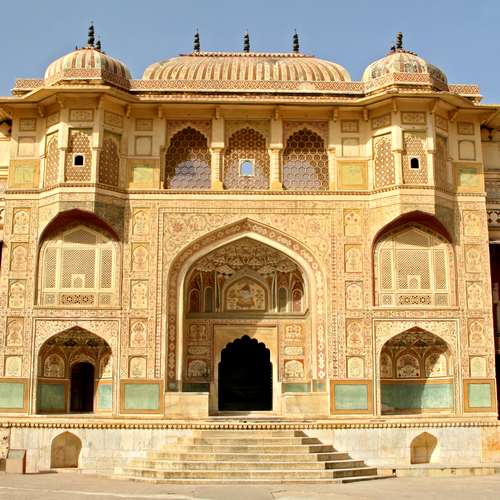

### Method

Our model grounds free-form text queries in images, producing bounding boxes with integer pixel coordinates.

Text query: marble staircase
[114,430,386,483]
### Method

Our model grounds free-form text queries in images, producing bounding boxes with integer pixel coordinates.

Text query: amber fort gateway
[0,26,499,475]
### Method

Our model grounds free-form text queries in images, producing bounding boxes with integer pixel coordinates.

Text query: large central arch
[165,219,328,400]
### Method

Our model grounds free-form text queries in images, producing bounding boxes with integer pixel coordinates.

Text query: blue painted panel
[468,383,492,408]
[334,384,368,410]
[97,384,112,410]
[124,383,160,411]
[38,383,65,410]
[382,383,453,411]
[0,382,24,409]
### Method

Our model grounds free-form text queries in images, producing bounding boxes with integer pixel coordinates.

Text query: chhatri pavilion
[0,26,499,475]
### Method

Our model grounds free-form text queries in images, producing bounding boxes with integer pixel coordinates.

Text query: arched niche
[164,126,211,189]
[37,328,112,414]
[179,233,314,412]
[51,432,82,468]
[373,221,455,307]
[380,329,454,415]
[37,215,120,308]
[410,432,438,464]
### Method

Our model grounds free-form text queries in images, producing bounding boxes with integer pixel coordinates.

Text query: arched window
[39,225,118,307]
[165,127,211,189]
[282,129,329,190]
[44,133,59,187]
[374,224,453,307]
[65,130,91,182]
[223,128,269,190]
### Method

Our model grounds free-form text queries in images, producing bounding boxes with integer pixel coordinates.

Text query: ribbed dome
[362,50,447,86]
[45,47,131,89]
[143,52,351,84]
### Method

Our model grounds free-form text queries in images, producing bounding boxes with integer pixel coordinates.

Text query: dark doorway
[218,335,272,411]
[70,362,94,412]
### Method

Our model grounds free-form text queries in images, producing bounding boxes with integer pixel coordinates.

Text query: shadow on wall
[410,432,438,464]
[51,432,82,468]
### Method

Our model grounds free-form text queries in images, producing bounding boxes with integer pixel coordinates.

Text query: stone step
[158,444,334,454]
[117,466,378,480]
[127,459,366,471]
[112,474,392,485]
[147,451,350,462]
[175,437,320,446]
[192,430,306,438]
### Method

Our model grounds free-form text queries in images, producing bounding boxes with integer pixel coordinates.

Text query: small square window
[239,159,255,177]
[73,154,85,167]
[410,158,420,169]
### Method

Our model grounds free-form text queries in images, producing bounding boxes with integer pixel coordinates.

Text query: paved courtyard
[0,472,500,500]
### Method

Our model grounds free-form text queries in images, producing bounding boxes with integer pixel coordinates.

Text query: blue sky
[1,0,499,101]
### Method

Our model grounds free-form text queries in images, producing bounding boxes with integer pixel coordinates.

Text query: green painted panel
[335,384,368,410]
[468,383,492,408]
[38,383,65,411]
[381,383,453,411]
[0,382,24,409]
[124,383,160,411]
[183,383,210,392]
[97,384,112,410]
[282,383,311,393]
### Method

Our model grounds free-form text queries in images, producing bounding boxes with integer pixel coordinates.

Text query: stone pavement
[1,472,500,500]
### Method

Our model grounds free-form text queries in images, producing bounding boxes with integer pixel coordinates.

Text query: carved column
[328,118,340,190]
[58,106,69,183]
[269,118,283,190]
[210,116,224,190]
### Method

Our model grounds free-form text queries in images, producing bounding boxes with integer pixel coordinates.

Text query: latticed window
[165,127,211,189]
[373,134,395,188]
[98,133,120,186]
[282,129,329,190]
[223,128,269,190]
[375,225,453,307]
[65,129,92,182]
[44,133,59,187]
[40,226,118,307]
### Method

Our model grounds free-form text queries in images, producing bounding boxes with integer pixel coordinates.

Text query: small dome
[142,52,351,91]
[45,47,131,89]
[363,51,447,84]
[362,34,447,90]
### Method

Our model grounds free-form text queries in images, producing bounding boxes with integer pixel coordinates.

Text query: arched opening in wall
[489,243,500,417]
[164,127,211,189]
[51,432,82,468]
[410,432,438,464]
[37,328,112,414]
[218,335,272,411]
[37,213,120,307]
[282,128,329,191]
[70,362,94,412]
[380,329,454,415]
[182,235,308,412]
[373,222,455,307]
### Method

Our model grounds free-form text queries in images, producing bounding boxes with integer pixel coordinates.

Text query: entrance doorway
[70,362,94,412]
[218,335,272,411]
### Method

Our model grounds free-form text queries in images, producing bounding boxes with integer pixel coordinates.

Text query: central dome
[143,52,351,86]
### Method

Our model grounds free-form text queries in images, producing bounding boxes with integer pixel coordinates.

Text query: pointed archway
[218,335,272,411]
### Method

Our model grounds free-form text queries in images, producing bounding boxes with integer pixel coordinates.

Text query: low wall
[2,421,500,473]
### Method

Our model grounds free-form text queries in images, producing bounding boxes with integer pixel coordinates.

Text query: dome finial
[96,39,102,52]
[293,30,299,53]
[193,30,200,52]
[396,32,403,50]
[243,31,250,53]
[88,21,95,47]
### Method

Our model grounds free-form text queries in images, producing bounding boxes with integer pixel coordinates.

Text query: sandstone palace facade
[0,29,499,472]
